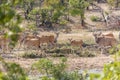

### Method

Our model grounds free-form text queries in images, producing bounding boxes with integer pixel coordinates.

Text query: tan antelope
[93,32,117,47]
[21,32,60,49]
[93,32,117,54]
[68,38,83,48]
[38,32,60,46]
[101,32,114,38]
[24,37,41,49]
[17,32,38,49]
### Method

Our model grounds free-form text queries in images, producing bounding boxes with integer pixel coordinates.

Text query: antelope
[93,32,117,54]
[101,32,114,38]
[38,32,60,46]
[93,32,117,47]
[21,32,60,49]
[17,32,37,49]
[93,32,114,38]
[68,38,83,48]
[24,37,41,49]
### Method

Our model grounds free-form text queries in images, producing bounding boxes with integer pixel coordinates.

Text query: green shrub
[89,46,120,80]
[109,47,118,54]
[51,53,66,57]
[21,51,44,58]
[0,57,28,80]
[45,45,96,57]
[78,49,96,57]
[90,15,100,22]
[45,46,74,54]
[107,0,115,7]
[32,58,84,80]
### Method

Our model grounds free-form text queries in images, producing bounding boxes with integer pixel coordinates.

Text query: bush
[32,58,84,80]
[90,15,101,22]
[78,48,96,57]
[51,53,66,57]
[107,0,115,7]
[45,45,96,57]
[21,51,44,58]
[109,46,118,54]
[45,46,75,54]
[0,57,28,80]
[89,46,120,80]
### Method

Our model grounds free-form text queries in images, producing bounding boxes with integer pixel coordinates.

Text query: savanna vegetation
[0,0,120,80]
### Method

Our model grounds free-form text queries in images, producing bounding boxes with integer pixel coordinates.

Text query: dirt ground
[3,53,114,73]
[1,30,118,73]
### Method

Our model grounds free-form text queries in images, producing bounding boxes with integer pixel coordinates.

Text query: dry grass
[57,30,120,44]
[3,3,120,74]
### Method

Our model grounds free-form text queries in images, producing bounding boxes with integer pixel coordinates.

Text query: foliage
[0,0,23,47]
[107,0,120,8]
[109,47,118,54]
[89,46,120,80]
[33,58,84,80]
[107,0,115,7]
[102,61,120,80]
[45,45,96,57]
[0,57,28,80]
[21,0,34,19]
[27,0,69,29]
[21,51,43,58]
[90,15,101,22]
[78,48,96,57]
[69,0,89,26]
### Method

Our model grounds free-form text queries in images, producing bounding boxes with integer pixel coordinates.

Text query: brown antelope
[38,32,60,46]
[17,32,37,49]
[93,31,114,38]
[93,32,117,47]
[93,32,117,54]
[101,32,114,38]
[68,38,83,48]
[24,37,41,49]
[21,32,60,49]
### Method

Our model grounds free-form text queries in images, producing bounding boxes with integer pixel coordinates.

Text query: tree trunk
[60,0,64,5]
[100,10,108,26]
[0,0,2,4]
[80,10,85,27]
[81,19,85,27]
[97,0,101,3]
[115,0,119,8]
[86,6,89,10]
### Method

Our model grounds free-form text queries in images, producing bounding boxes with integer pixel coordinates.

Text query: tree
[69,0,89,27]
[0,0,23,51]
[21,0,34,20]
[89,47,120,80]
[115,0,120,8]
[107,0,120,9]
[28,0,69,29]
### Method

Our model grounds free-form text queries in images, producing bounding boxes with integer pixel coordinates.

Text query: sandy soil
[1,30,118,72]
[2,53,114,72]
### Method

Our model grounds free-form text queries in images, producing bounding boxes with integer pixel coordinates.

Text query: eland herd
[0,31,120,54]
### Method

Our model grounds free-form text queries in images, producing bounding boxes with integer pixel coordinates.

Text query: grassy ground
[2,29,118,74]
[2,3,120,77]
